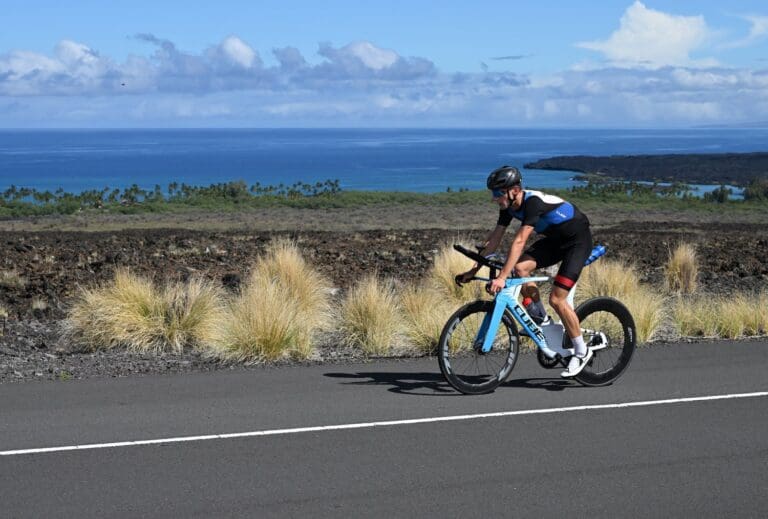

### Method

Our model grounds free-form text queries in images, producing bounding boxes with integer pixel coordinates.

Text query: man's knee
[514,262,533,277]
[548,290,568,310]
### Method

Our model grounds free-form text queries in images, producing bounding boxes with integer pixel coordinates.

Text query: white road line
[2,391,767,457]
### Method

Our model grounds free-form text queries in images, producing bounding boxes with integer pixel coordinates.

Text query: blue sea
[1,128,766,194]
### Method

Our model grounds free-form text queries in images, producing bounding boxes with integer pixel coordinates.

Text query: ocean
[1,128,766,194]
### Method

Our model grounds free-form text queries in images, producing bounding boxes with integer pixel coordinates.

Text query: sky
[1,0,768,128]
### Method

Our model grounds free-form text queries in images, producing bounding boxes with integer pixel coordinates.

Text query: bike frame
[473,275,575,359]
[454,242,606,360]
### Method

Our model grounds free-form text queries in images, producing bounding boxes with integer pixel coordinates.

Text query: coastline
[525,152,768,186]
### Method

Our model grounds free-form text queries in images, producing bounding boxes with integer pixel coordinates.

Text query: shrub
[674,292,768,338]
[162,278,226,352]
[67,269,225,353]
[31,298,48,312]
[67,268,166,352]
[250,238,332,325]
[211,278,307,362]
[665,243,698,294]
[713,296,751,338]
[622,287,666,343]
[0,270,26,289]
[340,274,403,356]
[209,239,332,361]
[429,239,486,303]
[744,291,768,335]
[743,177,768,201]
[400,285,452,355]
[576,258,641,300]
[577,259,663,343]
[673,296,717,337]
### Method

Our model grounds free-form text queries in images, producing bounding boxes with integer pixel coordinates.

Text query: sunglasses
[492,189,505,198]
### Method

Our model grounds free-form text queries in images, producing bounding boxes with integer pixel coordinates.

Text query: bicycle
[438,244,636,395]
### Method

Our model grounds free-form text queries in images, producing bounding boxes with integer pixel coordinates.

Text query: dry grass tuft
[743,291,768,336]
[31,298,48,312]
[67,269,225,353]
[674,292,768,339]
[250,237,333,326]
[429,239,486,303]
[622,287,666,343]
[68,269,169,352]
[400,285,453,355]
[673,296,718,337]
[0,270,26,289]
[210,277,307,362]
[577,258,641,300]
[340,274,404,356]
[665,243,698,294]
[713,296,751,339]
[208,239,332,362]
[578,259,663,343]
[162,278,227,352]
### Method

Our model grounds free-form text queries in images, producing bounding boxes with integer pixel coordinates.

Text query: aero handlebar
[453,244,505,270]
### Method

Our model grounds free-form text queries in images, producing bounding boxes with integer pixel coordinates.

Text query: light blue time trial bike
[438,244,636,395]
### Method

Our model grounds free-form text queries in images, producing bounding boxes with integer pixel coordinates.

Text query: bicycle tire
[573,297,636,387]
[438,300,520,395]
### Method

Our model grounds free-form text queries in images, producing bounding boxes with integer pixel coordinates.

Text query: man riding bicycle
[456,165,594,377]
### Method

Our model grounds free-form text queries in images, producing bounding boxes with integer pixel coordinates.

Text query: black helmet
[486,165,522,190]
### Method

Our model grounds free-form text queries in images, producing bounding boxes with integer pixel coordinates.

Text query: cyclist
[456,165,594,377]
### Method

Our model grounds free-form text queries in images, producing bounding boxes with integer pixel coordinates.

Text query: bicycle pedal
[588,333,609,352]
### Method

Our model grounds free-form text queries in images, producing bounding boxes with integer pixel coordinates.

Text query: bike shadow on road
[502,377,574,391]
[323,371,456,396]
[323,371,577,395]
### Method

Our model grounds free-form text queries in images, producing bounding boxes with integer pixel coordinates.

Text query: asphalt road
[1,340,767,518]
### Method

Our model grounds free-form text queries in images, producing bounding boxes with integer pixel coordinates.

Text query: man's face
[491,188,509,208]
[492,187,519,209]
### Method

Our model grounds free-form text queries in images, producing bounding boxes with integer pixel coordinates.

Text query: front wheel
[438,300,520,395]
[573,297,636,387]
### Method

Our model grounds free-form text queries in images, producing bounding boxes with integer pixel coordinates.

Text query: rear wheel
[573,297,636,386]
[438,300,520,395]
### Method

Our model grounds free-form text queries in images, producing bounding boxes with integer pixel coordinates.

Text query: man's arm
[479,224,506,258]
[457,224,506,282]
[496,224,535,280]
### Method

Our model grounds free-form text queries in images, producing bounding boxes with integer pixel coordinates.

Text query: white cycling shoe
[560,349,594,378]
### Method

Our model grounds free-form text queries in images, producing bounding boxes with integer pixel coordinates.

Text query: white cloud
[212,36,260,69]
[577,1,713,68]
[343,41,398,70]
[4,31,768,127]
[313,41,435,81]
[723,14,768,48]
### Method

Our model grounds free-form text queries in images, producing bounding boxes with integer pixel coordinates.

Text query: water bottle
[523,297,549,324]
[584,244,607,266]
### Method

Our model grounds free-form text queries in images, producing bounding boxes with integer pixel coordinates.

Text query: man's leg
[515,256,538,300]
[514,257,550,322]
[549,285,580,342]
[550,281,592,377]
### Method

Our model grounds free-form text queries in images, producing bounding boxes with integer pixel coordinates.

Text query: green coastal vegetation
[2,176,768,219]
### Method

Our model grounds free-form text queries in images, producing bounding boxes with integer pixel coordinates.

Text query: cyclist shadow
[502,377,575,392]
[324,371,576,395]
[323,371,456,396]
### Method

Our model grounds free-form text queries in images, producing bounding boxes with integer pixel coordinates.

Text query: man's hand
[454,270,476,287]
[488,276,507,294]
